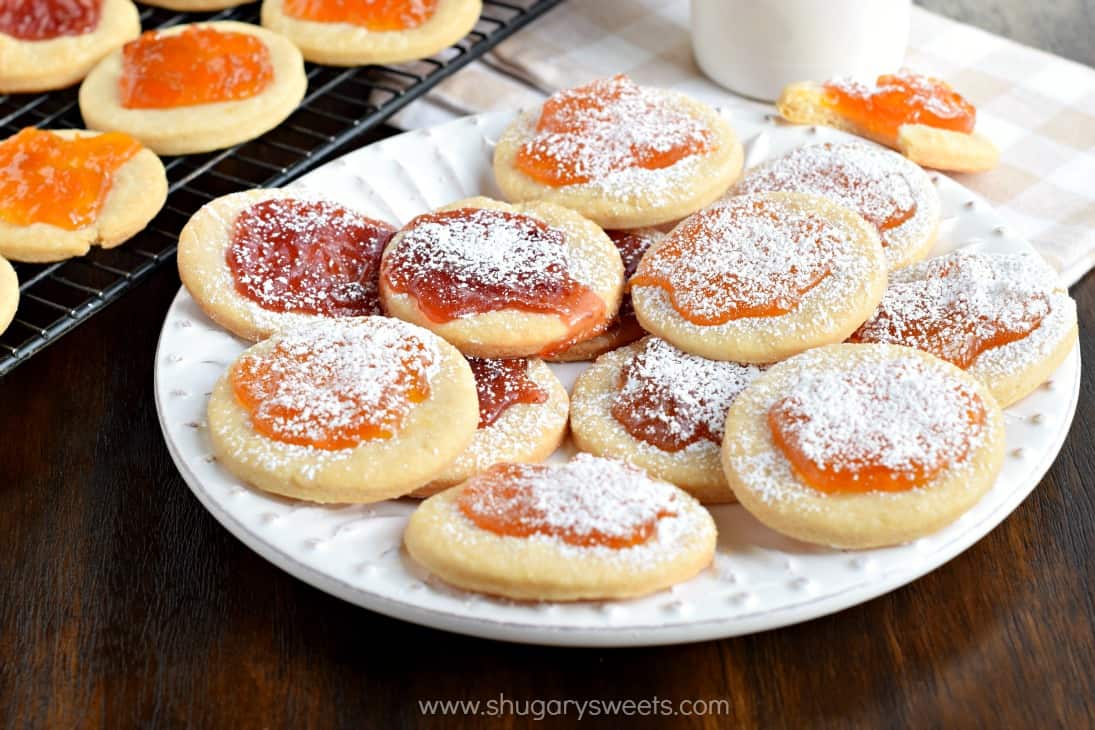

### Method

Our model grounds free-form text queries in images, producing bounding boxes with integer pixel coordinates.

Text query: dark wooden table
[3,2,1093,727]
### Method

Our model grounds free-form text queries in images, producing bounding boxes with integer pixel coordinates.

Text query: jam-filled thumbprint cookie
[262,0,482,66]
[721,344,1005,549]
[79,22,306,155]
[207,317,479,503]
[546,227,662,363]
[0,0,140,93]
[493,75,744,229]
[0,128,167,263]
[404,454,717,601]
[0,255,18,337]
[850,250,1078,407]
[778,70,998,173]
[379,196,624,358]
[140,0,246,11]
[630,192,887,363]
[571,337,762,503]
[733,141,941,270]
[411,357,569,497]
[178,189,397,342]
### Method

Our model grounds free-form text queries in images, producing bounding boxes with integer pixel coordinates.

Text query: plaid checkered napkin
[395,1,1095,286]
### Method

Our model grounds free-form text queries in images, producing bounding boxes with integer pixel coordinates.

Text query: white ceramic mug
[691,0,911,101]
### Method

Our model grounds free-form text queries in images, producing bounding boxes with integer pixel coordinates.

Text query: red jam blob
[468,358,548,428]
[456,459,676,548]
[630,198,834,325]
[767,358,987,493]
[120,26,274,110]
[282,0,437,30]
[227,198,395,317]
[822,71,977,143]
[0,0,101,41]
[516,75,713,187]
[849,253,1047,369]
[0,128,141,230]
[230,321,434,449]
[382,207,607,355]
[611,338,760,452]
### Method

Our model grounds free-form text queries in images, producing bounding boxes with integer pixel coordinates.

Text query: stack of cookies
[175,74,1077,602]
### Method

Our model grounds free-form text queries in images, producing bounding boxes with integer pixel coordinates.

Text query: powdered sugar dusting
[634,195,845,323]
[853,251,1070,375]
[734,142,936,264]
[385,207,597,312]
[772,356,985,480]
[233,317,440,448]
[448,454,705,565]
[613,337,762,450]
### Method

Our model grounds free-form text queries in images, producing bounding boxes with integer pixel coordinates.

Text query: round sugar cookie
[546,227,661,363]
[79,21,307,155]
[850,250,1078,407]
[178,188,396,342]
[721,344,1006,549]
[493,75,744,229]
[571,337,762,503]
[0,255,18,336]
[207,316,479,504]
[379,196,624,358]
[631,192,887,363]
[733,141,941,270]
[0,128,167,263]
[404,454,717,601]
[412,358,569,497]
[261,0,482,66]
[0,0,140,94]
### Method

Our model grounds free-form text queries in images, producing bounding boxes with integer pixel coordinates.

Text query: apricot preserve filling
[850,252,1049,369]
[282,0,438,30]
[227,198,395,317]
[456,456,678,548]
[120,26,273,109]
[630,197,836,325]
[468,358,548,428]
[382,207,606,353]
[0,128,140,230]
[516,75,713,187]
[0,0,101,40]
[611,338,761,452]
[735,143,918,243]
[230,320,436,449]
[822,70,976,142]
[768,357,986,493]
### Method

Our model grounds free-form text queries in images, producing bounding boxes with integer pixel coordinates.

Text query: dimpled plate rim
[155,110,1081,647]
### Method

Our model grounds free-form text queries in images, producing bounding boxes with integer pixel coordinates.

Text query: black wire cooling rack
[0,0,563,378]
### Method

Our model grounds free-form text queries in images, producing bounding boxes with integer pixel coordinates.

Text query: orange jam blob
[120,26,274,110]
[456,455,679,548]
[282,0,438,30]
[768,355,987,493]
[382,207,607,354]
[516,75,714,187]
[468,358,548,428]
[822,70,977,142]
[735,142,921,246]
[611,338,761,452]
[0,0,101,40]
[229,318,438,449]
[850,251,1050,369]
[630,196,838,325]
[227,198,396,318]
[0,128,140,230]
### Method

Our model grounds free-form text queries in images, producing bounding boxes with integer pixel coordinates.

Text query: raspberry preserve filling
[227,198,395,317]
[0,0,101,41]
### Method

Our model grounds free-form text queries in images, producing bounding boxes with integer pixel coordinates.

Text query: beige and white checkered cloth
[395,0,1095,287]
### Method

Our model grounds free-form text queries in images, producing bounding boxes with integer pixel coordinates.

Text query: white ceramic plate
[155,110,1080,647]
